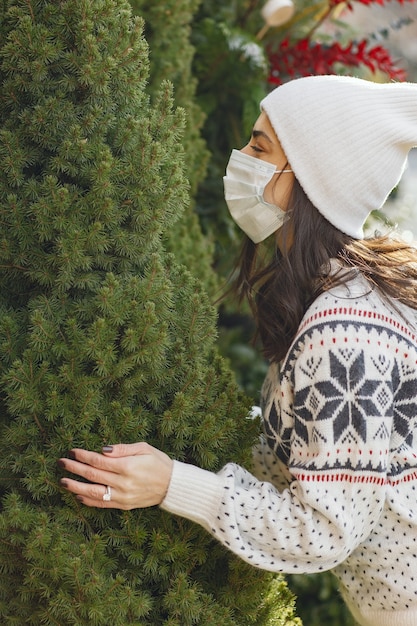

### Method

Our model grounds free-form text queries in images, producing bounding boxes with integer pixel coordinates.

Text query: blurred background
[347,1,417,240]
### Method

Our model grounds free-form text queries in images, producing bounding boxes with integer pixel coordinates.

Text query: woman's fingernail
[68,450,76,459]
[76,495,85,504]
[102,446,113,453]
[57,459,65,468]
[60,479,68,488]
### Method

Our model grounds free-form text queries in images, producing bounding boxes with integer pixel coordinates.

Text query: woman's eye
[250,144,263,153]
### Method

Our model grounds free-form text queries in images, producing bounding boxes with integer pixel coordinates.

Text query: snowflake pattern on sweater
[263,314,417,478]
[162,272,417,626]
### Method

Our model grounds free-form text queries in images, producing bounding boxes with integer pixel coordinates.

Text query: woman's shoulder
[307,264,376,318]
[300,263,417,342]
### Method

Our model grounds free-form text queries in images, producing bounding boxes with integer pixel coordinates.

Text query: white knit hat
[260,75,417,238]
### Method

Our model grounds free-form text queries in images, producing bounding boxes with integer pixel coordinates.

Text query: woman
[59,75,417,626]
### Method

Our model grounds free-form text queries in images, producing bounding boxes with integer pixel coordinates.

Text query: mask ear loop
[273,161,294,255]
[271,163,293,194]
[274,161,292,175]
[264,163,292,209]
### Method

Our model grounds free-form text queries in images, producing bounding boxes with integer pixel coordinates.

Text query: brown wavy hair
[231,177,417,363]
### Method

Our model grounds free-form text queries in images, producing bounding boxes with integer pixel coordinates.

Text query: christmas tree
[0,0,300,624]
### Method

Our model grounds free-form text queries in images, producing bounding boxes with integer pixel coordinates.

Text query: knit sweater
[161,269,417,626]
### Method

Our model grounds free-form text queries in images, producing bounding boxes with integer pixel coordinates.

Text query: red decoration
[329,0,412,7]
[268,38,407,85]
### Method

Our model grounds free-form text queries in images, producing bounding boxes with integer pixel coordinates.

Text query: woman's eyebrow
[252,129,273,143]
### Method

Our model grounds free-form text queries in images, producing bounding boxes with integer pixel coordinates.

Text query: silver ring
[103,485,112,502]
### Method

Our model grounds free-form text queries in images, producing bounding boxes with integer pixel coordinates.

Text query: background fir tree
[128,0,217,297]
[0,0,301,624]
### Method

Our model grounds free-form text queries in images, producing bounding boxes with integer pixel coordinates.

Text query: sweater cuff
[160,460,224,529]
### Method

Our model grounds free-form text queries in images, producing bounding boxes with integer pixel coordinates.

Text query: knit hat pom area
[260,75,417,239]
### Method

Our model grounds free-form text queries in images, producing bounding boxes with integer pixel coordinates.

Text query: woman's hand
[58,443,173,510]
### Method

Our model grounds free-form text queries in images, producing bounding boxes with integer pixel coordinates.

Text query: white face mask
[223,149,292,243]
